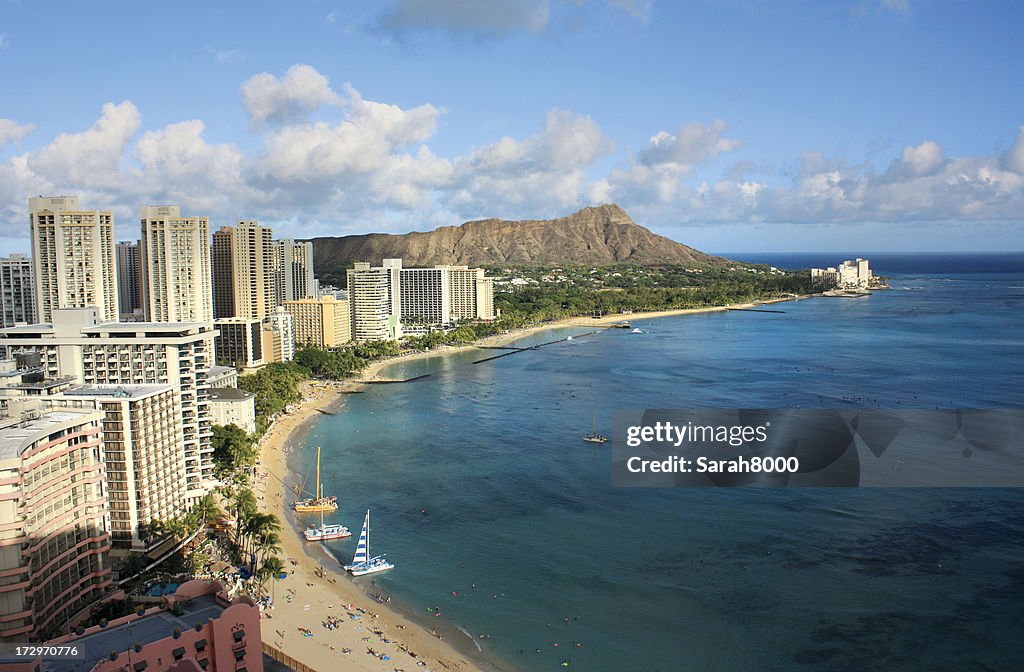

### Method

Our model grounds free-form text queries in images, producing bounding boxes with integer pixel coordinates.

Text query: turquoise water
[291,256,1024,671]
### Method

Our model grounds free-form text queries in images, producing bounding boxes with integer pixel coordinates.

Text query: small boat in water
[294,447,338,513]
[631,328,643,334]
[583,413,608,444]
[344,510,394,576]
[304,520,351,542]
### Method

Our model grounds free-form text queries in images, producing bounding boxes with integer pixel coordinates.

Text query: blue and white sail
[344,509,394,576]
[351,510,370,565]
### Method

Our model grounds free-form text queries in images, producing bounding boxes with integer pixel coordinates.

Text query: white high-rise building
[53,384,186,550]
[345,259,496,340]
[139,205,212,322]
[0,308,218,501]
[273,239,316,304]
[29,196,118,323]
[116,241,141,316]
[0,254,37,327]
[347,262,399,341]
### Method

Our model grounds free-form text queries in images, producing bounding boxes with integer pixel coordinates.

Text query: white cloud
[378,0,550,37]
[637,120,741,168]
[608,0,653,20]
[0,63,1021,248]
[0,119,35,148]
[241,64,343,126]
[204,45,245,63]
[881,0,911,16]
[887,140,945,178]
[27,101,141,190]
[446,109,613,218]
[1002,126,1024,175]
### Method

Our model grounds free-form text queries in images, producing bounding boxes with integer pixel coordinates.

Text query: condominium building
[262,306,295,362]
[0,401,112,642]
[346,259,495,340]
[29,196,118,323]
[0,254,37,327]
[0,308,217,501]
[811,258,873,289]
[283,296,351,348]
[209,387,257,434]
[400,267,448,328]
[53,385,186,550]
[115,241,141,317]
[214,318,264,370]
[206,365,238,389]
[273,238,316,304]
[346,261,401,341]
[139,205,212,322]
[211,221,274,320]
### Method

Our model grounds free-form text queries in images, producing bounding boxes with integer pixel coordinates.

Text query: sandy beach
[252,381,490,672]
[250,294,814,671]
[355,294,812,381]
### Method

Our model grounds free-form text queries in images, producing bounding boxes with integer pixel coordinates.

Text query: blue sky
[1,0,1022,254]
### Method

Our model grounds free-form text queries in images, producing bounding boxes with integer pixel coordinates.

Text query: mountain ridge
[307,204,726,272]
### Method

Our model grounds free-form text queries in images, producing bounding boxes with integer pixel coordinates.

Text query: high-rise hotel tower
[139,205,212,322]
[29,196,118,323]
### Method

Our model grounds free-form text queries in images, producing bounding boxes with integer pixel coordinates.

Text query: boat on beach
[344,509,394,576]
[294,446,338,513]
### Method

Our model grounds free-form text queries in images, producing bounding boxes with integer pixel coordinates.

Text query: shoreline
[252,293,815,671]
[354,293,815,382]
[253,381,493,672]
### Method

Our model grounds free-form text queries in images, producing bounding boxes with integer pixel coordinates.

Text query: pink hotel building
[0,403,112,642]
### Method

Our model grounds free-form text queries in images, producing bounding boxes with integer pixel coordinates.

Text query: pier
[726,308,787,314]
[361,373,433,384]
[472,331,603,364]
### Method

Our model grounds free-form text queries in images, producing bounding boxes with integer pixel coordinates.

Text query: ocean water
[290,254,1024,671]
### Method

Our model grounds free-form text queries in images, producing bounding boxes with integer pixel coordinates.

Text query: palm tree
[255,530,281,567]
[259,555,285,604]
[244,513,280,567]
[192,495,221,528]
[231,488,257,550]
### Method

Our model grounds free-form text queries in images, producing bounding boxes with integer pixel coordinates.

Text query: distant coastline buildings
[347,258,496,341]
[811,258,874,289]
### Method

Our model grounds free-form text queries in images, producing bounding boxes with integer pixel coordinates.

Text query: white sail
[351,510,370,566]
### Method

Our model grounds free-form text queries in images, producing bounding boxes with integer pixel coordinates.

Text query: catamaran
[583,413,608,444]
[344,510,394,576]
[294,446,338,513]
[303,505,351,542]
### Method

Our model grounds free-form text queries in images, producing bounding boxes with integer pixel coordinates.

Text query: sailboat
[583,414,608,444]
[303,504,351,542]
[294,447,338,513]
[344,510,394,576]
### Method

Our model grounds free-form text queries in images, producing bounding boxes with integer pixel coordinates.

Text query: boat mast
[316,446,321,501]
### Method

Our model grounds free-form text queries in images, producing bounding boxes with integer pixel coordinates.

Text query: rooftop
[63,384,173,399]
[208,387,254,402]
[0,407,100,460]
[63,593,226,672]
